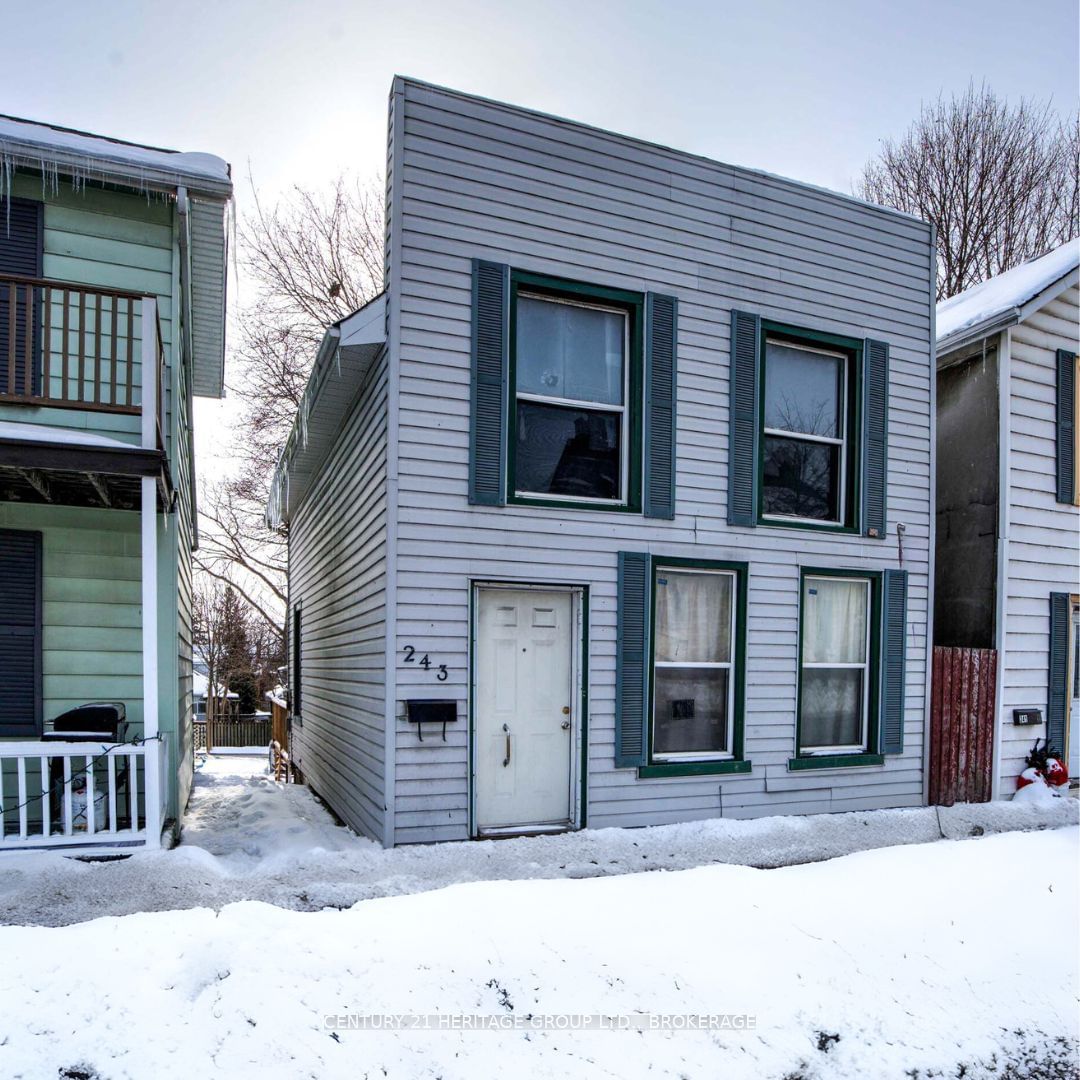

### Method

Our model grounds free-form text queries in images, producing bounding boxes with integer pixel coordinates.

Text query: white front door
[475,587,576,832]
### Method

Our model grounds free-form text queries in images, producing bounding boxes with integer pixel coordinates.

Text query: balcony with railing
[0,272,168,508]
[0,272,165,440]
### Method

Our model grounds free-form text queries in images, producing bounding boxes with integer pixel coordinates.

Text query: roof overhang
[0,433,171,510]
[0,117,232,200]
[267,293,386,527]
[937,262,1080,358]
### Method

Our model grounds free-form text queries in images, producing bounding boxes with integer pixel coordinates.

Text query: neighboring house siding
[173,338,195,816]
[389,81,934,843]
[0,504,142,729]
[1,173,175,445]
[289,350,389,843]
[999,286,1080,791]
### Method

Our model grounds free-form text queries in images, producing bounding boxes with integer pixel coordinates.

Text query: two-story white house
[935,241,1079,793]
[269,78,935,847]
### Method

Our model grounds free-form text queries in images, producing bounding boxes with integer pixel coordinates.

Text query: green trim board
[792,566,882,767]
[638,759,751,778]
[506,269,644,513]
[754,320,864,535]
[641,556,751,775]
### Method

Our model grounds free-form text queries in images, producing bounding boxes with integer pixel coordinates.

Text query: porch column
[141,475,161,846]
[140,296,162,846]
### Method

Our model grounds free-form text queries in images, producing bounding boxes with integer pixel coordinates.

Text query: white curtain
[803,578,867,664]
[655,571,732,663]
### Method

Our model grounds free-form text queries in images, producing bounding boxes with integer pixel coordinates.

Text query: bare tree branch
[857,82,1079,299]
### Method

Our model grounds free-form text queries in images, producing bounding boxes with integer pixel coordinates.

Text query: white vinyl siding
[288,350,389,843]
[999,286,1080,792]
[386,79,933,843]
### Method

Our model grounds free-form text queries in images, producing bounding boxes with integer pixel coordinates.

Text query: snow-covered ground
[0,826,1076,1078]
[0,754,1076,928]
[0,757,1077,1079]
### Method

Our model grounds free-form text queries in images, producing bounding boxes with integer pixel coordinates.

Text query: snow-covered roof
[267,292,387,527]
[0,114,231,198]
[937,240,1080,353]
[0,420,137,450]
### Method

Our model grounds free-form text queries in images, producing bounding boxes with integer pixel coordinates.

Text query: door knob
[561,720,571,730]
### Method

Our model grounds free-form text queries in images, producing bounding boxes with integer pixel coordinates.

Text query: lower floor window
[652,564,739,760]
[799,573,872,753]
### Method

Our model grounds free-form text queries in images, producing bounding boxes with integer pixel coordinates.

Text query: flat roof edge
[393,75,928,231]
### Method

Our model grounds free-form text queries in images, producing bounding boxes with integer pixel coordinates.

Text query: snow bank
[937,239,1080,345]
[0,828,1075,1080]
[0,757,1075,929]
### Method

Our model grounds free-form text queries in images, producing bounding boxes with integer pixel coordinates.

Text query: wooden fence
[194,715,273,752]
[929,647,997,805]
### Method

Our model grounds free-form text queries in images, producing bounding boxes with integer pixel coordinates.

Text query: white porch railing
[0,739,161,851]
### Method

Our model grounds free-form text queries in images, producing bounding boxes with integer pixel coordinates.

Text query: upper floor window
[509,274,642,510]
[761,331,859,528]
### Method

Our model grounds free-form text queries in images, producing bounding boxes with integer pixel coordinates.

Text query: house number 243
[402,645,448,681]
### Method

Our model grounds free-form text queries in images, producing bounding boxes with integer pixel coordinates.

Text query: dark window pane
[516,295,625,405]
[653,667,729,755]
[801,668,863,749]
[764,342,843,438]
[516,401,620,500]
[762,435,840,520]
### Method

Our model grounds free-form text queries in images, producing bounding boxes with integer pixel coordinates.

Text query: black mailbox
[1012,708,1042,726]
[406,700,457,741]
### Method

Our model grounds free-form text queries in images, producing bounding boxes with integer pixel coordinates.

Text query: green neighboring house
[0,116,231,851]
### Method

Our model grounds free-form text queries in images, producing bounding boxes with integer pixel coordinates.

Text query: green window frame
[639,557,750,779]
[757,321,863,533]
[791,567,884,770]
[507,270,644,512]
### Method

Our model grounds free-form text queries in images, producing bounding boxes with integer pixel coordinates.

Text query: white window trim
[651,567,738,762]
[514,292,630,506]
[799,574,872,756]
[761,337,850,527]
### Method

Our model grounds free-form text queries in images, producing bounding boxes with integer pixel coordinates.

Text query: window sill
[757,517,861,536]
[508,495,641,514]
[638,759,752,778]
[787,753,884,771]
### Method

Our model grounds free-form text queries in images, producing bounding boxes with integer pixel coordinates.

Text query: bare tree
[857,83,1079,299]
[196,175,384,625]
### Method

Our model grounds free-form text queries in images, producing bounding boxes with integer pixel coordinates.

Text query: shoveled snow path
[0,755,1075,929]
[0,828,1076,1080]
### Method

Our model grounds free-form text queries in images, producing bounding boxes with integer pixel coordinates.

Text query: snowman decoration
[1014,738,1070,802]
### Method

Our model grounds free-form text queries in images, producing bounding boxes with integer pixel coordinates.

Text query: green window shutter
[0,529,42,738]
[1055,349,1076,504]
[862,338,889,539]
[643,292,677,519]
[879,568,907,754]
[469,260,509,506]
[727,310,760,526]
[615,551,650,768]
[1048,592,1069,756]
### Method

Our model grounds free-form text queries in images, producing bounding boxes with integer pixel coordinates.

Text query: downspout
[922,224,937,807]
[990,328,1011,800]
[176,186,199,549]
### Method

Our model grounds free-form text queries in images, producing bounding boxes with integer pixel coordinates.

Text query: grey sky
[4,0,1076,201]
[2,0,1076,470]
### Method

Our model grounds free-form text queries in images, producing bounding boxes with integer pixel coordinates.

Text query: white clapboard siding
[387,79,934,845]
[288,351,390,843]
[999,286,1080,790]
